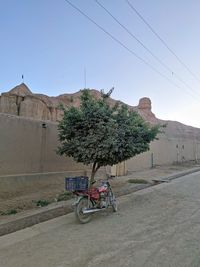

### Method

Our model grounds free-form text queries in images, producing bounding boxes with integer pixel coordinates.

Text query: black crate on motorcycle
[65,176,89,191]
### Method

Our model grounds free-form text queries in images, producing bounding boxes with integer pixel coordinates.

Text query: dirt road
[1,171,200,266]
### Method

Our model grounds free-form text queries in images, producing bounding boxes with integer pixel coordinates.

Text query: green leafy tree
[57,89,160,184]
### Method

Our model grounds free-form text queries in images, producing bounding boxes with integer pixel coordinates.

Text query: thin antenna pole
[84,67,86,88]
[22,74,24,83]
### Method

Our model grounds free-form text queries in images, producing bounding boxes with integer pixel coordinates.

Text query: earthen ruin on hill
[0,83,200,141]
[0,83,161,123]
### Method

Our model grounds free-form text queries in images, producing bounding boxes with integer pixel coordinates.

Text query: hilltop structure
[0,83,158,123]
[0,83,200,141]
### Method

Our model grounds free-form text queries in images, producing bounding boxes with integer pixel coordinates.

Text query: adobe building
[0,83,200,196]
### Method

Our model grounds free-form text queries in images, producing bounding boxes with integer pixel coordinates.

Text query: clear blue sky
[1,0,200,127]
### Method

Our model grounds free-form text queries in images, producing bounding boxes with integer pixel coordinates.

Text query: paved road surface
[1,172,200,267]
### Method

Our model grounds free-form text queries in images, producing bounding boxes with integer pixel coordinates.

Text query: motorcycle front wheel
[109,189,118,212]
[75,197,93,224]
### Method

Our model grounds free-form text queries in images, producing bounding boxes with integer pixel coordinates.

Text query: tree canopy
[57,89,160,183]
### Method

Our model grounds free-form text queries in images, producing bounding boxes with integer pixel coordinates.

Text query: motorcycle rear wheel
[75,197,93,224]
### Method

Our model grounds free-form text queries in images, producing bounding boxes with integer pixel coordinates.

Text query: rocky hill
[0,83,158,123]
[0,83,200,141]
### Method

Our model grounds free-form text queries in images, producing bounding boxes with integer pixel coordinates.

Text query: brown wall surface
[0,171,86,199]
[0,113,85,176]
[1,113,200,197]
[127,135,200,171]
[1,113,200,176]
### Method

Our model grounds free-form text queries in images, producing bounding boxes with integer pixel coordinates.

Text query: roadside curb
[1,166,200,237]
[0,200,74,237]
[152,166,200,183]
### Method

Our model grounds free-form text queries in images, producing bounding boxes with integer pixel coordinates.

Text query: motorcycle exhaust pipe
[83,208,106,214]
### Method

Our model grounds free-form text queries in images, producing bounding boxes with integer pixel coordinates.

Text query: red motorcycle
[65,176,117,223]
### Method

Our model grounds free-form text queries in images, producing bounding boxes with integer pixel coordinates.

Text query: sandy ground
[0,163,199,216]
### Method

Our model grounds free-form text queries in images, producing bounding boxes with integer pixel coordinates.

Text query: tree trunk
[90,162,100,186]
